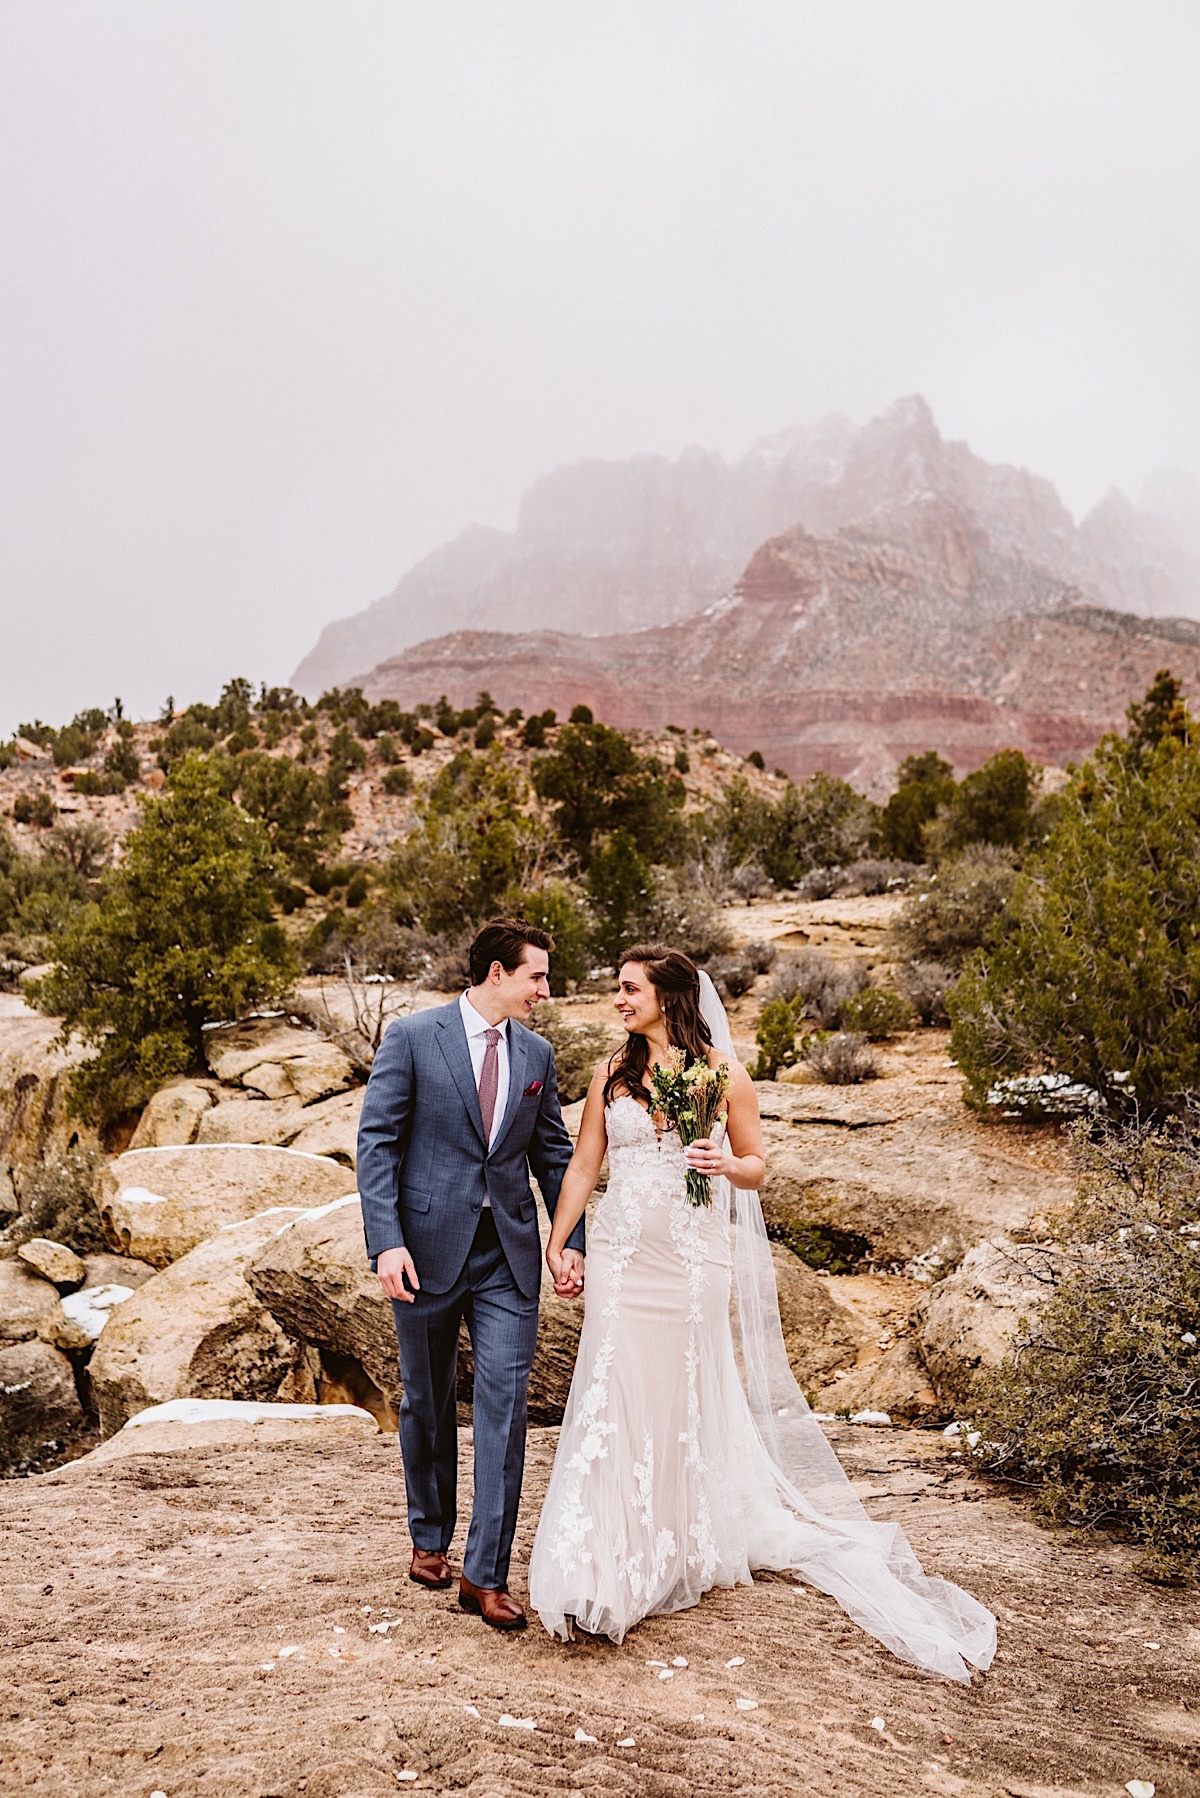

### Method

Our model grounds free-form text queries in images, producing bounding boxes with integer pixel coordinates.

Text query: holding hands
[547,1246,585,1300]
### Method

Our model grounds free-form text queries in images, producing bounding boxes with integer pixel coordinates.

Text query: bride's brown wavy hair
[603,942,713,1106]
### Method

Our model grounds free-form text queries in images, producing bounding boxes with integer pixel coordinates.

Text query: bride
[528,943,996,1683]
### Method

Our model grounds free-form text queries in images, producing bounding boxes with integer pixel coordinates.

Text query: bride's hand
[684,1136,734,1180]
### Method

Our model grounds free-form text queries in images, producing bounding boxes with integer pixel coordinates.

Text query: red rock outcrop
[354,492,1200,787]
[293,397,1200,700]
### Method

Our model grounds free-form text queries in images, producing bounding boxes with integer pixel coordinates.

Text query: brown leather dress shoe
[458,1574,527,1631]
[409,1548,454,1589]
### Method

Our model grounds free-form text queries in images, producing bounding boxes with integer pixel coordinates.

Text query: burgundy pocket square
[524,1080,543,1096]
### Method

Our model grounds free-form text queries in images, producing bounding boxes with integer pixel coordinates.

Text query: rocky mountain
[293,397,1200,697]
[354,490,1200,792]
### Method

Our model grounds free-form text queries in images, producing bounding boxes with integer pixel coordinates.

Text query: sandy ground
[2,1424,1197,1798]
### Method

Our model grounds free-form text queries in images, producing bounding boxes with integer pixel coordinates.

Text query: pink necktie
[478,1027,501,1143]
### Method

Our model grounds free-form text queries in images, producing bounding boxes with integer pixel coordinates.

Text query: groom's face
[491,945,552,1020]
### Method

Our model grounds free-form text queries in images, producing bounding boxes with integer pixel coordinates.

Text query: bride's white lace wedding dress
[528,1094,996,1684]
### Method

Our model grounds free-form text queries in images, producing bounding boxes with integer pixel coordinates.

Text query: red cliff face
[294,396,1200,699]
[355,496,1200,795]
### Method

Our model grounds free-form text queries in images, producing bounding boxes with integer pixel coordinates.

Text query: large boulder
[916,1235,1060,1408]
[0,1257,63,1343]
[16,1238,85,1291]
[87,1206,312,1435]
[0,1337,84,1468]
[770,1246,862,1391]
[246,1196,398,1410]
[96,1143,358,1268]
[129,1080,217,1149]
[812,1338,939,1424]
[203,1019,356,1104]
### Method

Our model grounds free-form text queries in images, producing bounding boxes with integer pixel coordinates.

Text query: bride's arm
[686,1060,765,1190]
[545,1062,610,1292]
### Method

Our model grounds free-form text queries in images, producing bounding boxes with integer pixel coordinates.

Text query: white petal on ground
[736,1698,759,1711]
[617,1738,636,1748]
[1125,1783,1156,1798]
[849,1409,892,1426]
[260,1662,275,1671]
[333,1626,346,1635]
[870,1716,886,1732]
[672,1656,688,1667]
[1142,1642,1160,1650]
[724,1656,745,1669]
[463,1706,481,1719]
[646,1659,668,1668]
[397,1775,419,1785]
[327,1647,341,1658]
[497,1715,535,1730]
[278,1646,302,1658]
[574,1728,598,1743]
[657,1669,674,1680]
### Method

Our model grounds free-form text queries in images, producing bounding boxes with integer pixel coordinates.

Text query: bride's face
[614,963,663,1035]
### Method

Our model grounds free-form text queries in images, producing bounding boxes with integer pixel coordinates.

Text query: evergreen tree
[34,754,293,1123]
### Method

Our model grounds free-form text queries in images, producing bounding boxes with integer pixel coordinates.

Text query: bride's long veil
[697,969,996,1683]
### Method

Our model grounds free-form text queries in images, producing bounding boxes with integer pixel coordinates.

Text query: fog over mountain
[295,397,1200,698]
[2,5,1197,731]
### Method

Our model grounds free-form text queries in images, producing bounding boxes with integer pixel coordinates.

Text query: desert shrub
[375,733,400,765]
[700,771,875,889]
[705,940,777,1000]
[528,1003,614,1104]
[750,997,802,1080]
[965,1118,1200,1584]
[585,832,655,966]
[686,838,773,904]
[532,720,686,865]
[381,763,412,796]
[893,844,1018,967]
[474,714,496,749]
[12,791,57,827]
[928,747,1041,860]
[674,748,690,774]
[768,948,867,1028]
[386,749,557,936]
[896,959,954,1026]
[875,751,957,861]
[951,687,1200,1120]
[839,985,914,1040]
[569,704,594,725]
[103,725,141,786]
[0,825,90,967]
[521,710,554,750]
[42,820,110,880]
[157,710,217,769]
[32,753,295,1124]
[506,878,595,992]
[637,870,733,964]
[344,870,369,908]
[1,1148,107,1256]
[801,1031,879,1084]
[234,752,331,869]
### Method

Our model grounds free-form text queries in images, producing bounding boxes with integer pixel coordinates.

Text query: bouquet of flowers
[649,1049,731,1207]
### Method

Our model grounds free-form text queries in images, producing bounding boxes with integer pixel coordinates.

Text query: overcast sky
[2,2,1198,733]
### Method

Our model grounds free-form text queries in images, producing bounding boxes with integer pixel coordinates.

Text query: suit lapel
[435,1004,488,1150]
[491,1024,530,1155]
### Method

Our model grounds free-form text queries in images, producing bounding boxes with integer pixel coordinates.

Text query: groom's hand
[553,1248,585,1300]
[377,1246,420,1303]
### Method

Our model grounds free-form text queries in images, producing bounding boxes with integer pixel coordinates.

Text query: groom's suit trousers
[392,1209,539,1588]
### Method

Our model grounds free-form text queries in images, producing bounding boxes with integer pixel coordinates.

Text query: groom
[356,918,586,1630]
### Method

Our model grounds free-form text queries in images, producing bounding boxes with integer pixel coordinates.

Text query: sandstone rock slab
[246,1197,398,1407]
[17,1238,86,1291]
[813,1338,939,1424]
[97,1143,358,1267]
[81,1252,158,1291]
[40,1284,137,1352]
[88,1207,311,1436]
[917,1236,1060,1409]
[0,1258,63,1343]
[0,1337,83,1467]
[204,1020,356,1104]
[129,1080,217,1149]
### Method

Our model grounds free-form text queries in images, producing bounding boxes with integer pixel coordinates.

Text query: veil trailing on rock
[696,969,996,1684]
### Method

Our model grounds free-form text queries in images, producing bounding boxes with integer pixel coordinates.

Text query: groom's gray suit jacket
[356,1000,584,1297]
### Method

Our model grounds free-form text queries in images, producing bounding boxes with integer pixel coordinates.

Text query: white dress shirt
[459,992,510,1172]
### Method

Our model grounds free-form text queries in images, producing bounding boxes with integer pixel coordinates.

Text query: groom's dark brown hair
[469,918,555,985]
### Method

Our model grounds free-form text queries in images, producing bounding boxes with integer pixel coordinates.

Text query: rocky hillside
[353,507,1200,791]
[294,396,1200,699]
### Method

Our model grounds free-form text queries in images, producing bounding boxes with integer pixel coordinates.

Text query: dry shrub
[800,1031,879,1084]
